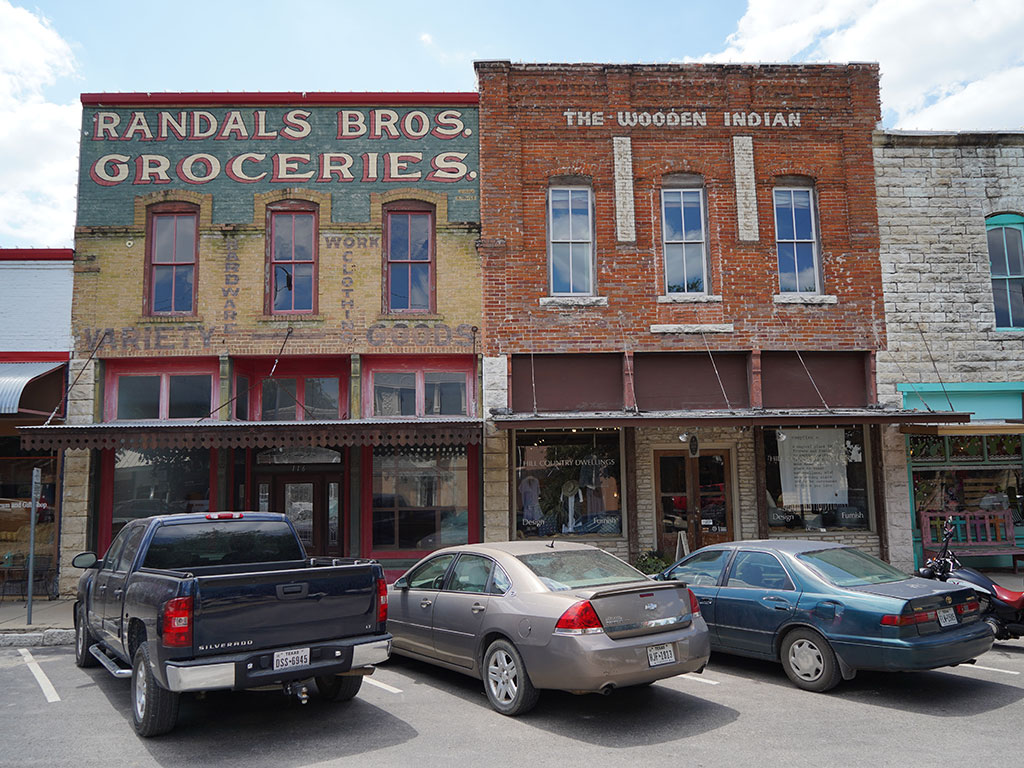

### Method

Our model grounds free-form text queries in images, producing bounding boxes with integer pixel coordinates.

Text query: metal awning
[900,422,1024,435]
[490,407,972,430]
[0,362,65,415]
[19,417,483,451]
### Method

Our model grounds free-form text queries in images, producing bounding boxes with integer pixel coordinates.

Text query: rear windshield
[517,549,646,591]
[143,521,304,570]
[797,547,907,587]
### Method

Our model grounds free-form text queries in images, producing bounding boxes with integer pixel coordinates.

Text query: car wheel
[483,639,540,716]
[780,628,841,692]
[314,674,363,702]
[131,644,180,738]
[75,607,98,668]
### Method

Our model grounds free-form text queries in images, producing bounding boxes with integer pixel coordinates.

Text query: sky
[2,0,1024,248]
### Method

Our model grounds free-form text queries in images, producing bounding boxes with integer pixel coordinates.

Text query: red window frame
[233,357,350,421]
[384,201,435,314]
[361,355,475,418]
[267,202,318,315]
[145,203,199,316]
[104,358,219,422]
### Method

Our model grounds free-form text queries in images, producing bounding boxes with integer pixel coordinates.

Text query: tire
[780,628,842,693]
[482,639,540,716]
[131,644,180,738]
[75,607,99,668]
[314,674,363,702]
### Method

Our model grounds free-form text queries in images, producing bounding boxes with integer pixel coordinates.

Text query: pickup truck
[72,512,391,737]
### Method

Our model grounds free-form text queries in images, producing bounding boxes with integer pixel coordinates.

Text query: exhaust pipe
[600,683,616,696]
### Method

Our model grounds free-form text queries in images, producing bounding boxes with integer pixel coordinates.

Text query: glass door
[655,450,734,557]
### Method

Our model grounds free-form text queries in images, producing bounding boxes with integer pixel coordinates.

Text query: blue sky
[3,0,1024,247]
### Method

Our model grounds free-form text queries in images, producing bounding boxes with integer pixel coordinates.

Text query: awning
[18,417,483,451]
[490,407,972,430]
[0,362,66,415]
[900,422,1024,435]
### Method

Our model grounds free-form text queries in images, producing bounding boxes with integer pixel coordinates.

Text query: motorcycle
[917,518,1024,640]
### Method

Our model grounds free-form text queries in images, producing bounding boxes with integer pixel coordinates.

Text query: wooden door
[655,450,734,557]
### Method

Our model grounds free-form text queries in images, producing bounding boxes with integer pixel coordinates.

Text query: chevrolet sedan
[388,541,711,715]
[657,540,994,692]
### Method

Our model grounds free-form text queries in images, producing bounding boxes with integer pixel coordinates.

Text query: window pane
[684,243,705,292]
[1006,227,1024,276]
[153,216,175,263]
[168,375,211,419]
[273,216,293,261]
[112,448,211,540]
[570,190,590,241]
[304,377,340,420]
[774,191,794,240]
[665,244,685,293]
[988,228,1008,277]
[570,242,591,293]
[389,214,409,259]
[292,263,313,311]
[374,372,416,416]
[173,265,193,312]
[273,264,293,311]
[293,214,313,261]
[409,214,430,261]
[448,554,492,593]
[262,378,297,421]
[682,191,703,241]
[796,243,817,292]
[777,242,797,292]
[117,376,160,419]
[406,554,456,588]
[152,265,173,312]
[993,279,1011,327]
[662,192,683,241]
[174,216,196,263]
[550,189,570,241]
[424,372,467,416]
[410,263,430,309]
[1009,278,1024,328]
[551,243,571,293]
[390,263,410,310]
[235,376,249,420]
[792,190,813,239]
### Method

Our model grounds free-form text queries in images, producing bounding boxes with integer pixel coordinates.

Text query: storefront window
[112,448,211,538]
[0,438,58,579]
[514,430,622,539]
[371,445,468,551]
[764,426,871,532]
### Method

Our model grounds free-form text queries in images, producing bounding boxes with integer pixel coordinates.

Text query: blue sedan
[656,540,994,692]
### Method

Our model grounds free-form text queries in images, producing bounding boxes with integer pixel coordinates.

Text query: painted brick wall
[475,62,884,358]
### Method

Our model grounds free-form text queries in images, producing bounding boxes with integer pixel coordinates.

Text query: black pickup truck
[72,512,391,737]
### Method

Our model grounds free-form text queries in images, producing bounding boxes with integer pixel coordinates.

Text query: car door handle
[113,589,123,598]
[698,597,714,605]
[761,596,792,611]
[471,603,486,614]
[420,599,433,608]
[97,585,106,593]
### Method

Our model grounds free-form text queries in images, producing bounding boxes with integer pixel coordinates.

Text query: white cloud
[702,0,1024,131]
[420,33,433,46]
[0,1,80,247]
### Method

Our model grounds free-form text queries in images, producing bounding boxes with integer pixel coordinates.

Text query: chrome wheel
[487,649,519,704]
[787,638,824,682]
[134,657,147,721]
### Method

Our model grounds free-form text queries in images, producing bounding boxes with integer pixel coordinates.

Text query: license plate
[647,643,676,667]
[273,647,310,671]
[937,607,957,627]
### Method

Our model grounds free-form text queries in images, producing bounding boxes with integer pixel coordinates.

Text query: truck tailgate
[192,564,379,656]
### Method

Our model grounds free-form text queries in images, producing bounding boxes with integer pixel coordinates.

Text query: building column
[482,355,510,541]
[881,424,915,571]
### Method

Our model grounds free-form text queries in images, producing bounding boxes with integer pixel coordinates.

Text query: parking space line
[18,649,60,703]
[966,664,1019,676]
[673,674,720,686]
[365,676,403,694]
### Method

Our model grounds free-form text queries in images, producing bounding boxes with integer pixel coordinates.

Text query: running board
[89,644,132,679]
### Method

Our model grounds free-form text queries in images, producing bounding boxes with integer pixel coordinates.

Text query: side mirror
[917,567,935,579]
[650,572,665,581]
[394,576,409,590]
[72,551,98,569]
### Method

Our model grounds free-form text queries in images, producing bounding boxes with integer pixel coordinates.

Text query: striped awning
[0,362,65,415]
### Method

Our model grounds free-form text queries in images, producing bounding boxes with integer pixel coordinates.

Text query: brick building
[475,61,963,565]
[22,93,484,591]
[875,131,1024,571]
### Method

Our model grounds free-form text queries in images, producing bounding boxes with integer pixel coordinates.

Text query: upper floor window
[364,357,474,418]
[548,186,593,295]
[986,214,1024,329]
[385,203,434,313]
[773,187,820,294]
[662,187,708,294]
[105,360,217,421]
[147,205,197,315]
[269,204,316,314]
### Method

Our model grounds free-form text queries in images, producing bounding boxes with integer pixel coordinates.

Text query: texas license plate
[937,607,957,627]
[273,647,310,671]
[647,643,676,667]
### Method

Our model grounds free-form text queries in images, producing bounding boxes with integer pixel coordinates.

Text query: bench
[920,510,1024,574]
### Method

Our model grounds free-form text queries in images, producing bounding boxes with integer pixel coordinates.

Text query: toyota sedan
[387,541,711,715]
[656,540,994,692]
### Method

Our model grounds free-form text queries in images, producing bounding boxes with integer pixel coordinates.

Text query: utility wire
[44,330,111,426]
[917,322,956,412]
[700,330,734,412]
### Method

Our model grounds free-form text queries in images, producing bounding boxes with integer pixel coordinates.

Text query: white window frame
[548,186,594,296]
[773,187,821,295]
[661,187,709,295]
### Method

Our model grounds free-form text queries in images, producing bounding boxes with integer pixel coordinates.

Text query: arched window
[267,201,317,314]
[986,213,1024,328]
[384,200,435,313]
[145,202,198,315]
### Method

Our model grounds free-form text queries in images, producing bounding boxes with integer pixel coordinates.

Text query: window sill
[257,314,325,323]
[650,323,734,334]
[539,296,609,309]
[137,315,204,324]
[376,313,444,322]
[657,294,723,304]
[989,328,1024,337]
[773,294,838,305]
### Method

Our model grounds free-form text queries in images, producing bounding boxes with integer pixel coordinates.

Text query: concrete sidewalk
[0,598,75,647]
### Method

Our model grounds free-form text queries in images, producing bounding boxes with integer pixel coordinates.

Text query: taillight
[206,512,243,520]
[688,588,700,617]
[554,600,604,635]
[881,609,937,626]
[162,596,193,647]
[376,578,388,625]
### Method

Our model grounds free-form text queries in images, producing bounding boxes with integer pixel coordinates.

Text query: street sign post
[27,467,40,625]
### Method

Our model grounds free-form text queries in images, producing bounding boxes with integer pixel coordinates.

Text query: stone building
[875,131,1024,571]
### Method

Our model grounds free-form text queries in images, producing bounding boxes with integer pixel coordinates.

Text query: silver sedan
[387,540,711,715]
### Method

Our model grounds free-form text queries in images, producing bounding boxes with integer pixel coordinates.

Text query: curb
[0,629,75,647]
